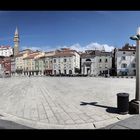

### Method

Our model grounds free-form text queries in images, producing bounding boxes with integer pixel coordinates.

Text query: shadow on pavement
[0,119,33,129]
[80,101,119,114]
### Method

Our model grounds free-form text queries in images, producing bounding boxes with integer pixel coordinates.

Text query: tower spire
[14,27,20,56]
[15,27,18,36]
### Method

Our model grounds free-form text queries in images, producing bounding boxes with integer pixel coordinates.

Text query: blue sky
[0,11,140,52]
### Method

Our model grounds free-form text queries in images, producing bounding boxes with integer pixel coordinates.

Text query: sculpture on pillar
[129,27,140,114]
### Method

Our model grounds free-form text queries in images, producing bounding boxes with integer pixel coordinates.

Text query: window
[64,70,66,74]
[59,70,61,74]
[64,58,67,62]
[99,59,102,63]
[86,59,91,61]
[54,70,56,75]
[133,70,136,75]
[121,63,127,68]
[105,58,108,63]
[69,70,72,74]
[54,59,56,63]
[105,64,108,68]
[122,56,126,60]
[131,63,136,68]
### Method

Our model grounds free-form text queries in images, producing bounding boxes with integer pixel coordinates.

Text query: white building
[0,46,13,57]
[116,44,136,76]
[81,50,112,76]
[52,48,80,75]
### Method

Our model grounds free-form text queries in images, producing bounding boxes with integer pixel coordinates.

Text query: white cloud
[69,42,114,52]
[22,46,42,51]
[69,43,84,51]
[21,42,115,53]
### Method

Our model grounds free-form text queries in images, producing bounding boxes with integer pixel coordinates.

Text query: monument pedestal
[129,99,140,114]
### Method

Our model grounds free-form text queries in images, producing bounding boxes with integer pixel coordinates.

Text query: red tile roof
[53,52,75,57]
[118,43,136,51]
[23,54,38,60]
[0,46,11,49]
[15,53,24,57]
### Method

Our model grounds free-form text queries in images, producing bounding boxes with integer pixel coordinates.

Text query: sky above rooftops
[0,11,139,52]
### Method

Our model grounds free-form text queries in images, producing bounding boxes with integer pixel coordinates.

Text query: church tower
[14,27,20,56]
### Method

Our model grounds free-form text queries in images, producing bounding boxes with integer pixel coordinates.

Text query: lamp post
[129,27,140,114]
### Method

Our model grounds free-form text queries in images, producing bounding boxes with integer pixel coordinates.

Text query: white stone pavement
[0,77,136,129]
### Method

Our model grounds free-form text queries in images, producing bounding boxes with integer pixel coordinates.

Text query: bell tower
[14,27,19,56]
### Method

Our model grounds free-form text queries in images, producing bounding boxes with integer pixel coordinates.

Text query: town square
[1,11,140,129]
[0,76,135,129]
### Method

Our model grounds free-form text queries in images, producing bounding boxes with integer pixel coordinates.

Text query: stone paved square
[0,77,136,129]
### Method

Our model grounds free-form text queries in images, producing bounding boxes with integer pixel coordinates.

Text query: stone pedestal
[129,99,140,114]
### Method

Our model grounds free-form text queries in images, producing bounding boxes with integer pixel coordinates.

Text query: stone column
[129,27,140,114]
[81,65,83,74]
[83,64,85,74]
[90,62,92,75]
[136,32,140,101]
[108,69,110,77]
[85,66,87,75]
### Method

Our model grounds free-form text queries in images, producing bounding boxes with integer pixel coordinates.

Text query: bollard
[117,93,129,115]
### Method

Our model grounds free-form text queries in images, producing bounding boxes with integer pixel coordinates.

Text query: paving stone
[90,115,104,121]
[0,77,135,129]
[74,119,85,124]
[48,116,58,124]
[105,125,129,129]
[75,123,95,129]
[65,119,75,124]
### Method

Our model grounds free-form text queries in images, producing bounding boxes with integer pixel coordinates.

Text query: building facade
[23,51,44,76]
[35,56,45,75]
[81,50,112,76]
[23,54,38,76]
[0,46,13,57]
[2,57,11,76]
[15,52,29,75]
[116,43,136,76]
[52,48,80,75]
[44,51,55,75]
[10,57,16,76]
[0,57,4,77]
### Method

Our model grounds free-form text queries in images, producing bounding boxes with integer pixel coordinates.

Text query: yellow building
[23,51,45,76]
[15,52,29,75]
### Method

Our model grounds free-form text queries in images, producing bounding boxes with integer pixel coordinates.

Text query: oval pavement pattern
[0,77,135,129]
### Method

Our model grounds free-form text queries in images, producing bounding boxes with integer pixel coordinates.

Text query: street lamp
[129,27,140,114]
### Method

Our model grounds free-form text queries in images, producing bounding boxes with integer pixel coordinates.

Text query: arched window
[86,59,91,61]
